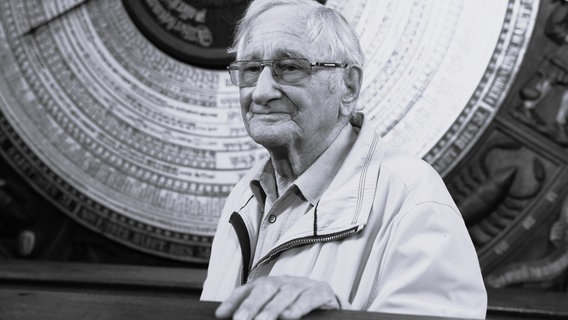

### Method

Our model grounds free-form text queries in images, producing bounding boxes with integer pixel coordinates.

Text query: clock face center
[122,0,250,69]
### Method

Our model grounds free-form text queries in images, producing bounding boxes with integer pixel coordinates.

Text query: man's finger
[226,278,281,320]
[215,285,253,318]
[280,285,339,319]
[254,284,307,320]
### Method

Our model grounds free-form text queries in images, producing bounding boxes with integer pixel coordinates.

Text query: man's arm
[368,202,487,319]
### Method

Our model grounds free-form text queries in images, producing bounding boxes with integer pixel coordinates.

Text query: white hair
[229,0,365,68]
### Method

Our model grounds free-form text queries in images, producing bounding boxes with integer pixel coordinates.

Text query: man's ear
[340,65,363,116]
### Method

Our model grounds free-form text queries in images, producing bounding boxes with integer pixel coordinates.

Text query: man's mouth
[250,112,291,121]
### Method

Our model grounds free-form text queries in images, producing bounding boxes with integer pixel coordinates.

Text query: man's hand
[215,275,340,320]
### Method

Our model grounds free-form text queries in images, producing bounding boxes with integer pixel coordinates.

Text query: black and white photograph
[1,0,567,319]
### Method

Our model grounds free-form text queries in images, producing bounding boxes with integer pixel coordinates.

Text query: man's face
[237,6,346,152]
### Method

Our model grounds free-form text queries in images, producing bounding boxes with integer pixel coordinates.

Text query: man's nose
[251,66,281,105]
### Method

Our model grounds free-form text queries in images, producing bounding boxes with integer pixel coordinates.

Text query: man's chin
[249,132,290,148]
[252,136,287,148]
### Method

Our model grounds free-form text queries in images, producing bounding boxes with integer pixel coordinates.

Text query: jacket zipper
[243,226,359,284]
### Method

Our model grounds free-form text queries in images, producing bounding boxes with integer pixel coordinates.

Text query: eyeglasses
[227,58,348,87]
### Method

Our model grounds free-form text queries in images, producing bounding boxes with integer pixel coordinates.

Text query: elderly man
[201,0,487,319]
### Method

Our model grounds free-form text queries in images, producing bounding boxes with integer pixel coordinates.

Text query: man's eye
[278,62,303,72]
[243,65,261,73]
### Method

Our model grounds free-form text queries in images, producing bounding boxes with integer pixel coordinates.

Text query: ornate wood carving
[444,0,568,291]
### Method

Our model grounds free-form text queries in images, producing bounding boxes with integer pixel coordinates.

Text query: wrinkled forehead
[236,5,322,60]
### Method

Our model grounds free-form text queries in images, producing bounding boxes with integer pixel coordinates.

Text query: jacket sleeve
[368,201,487,319]
[200,207,239,301]
[200,185,248,302]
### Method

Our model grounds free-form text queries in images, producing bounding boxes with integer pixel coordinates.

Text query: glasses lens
[240,61,262,86]
[228,61,262,87]
[274,59,311,84]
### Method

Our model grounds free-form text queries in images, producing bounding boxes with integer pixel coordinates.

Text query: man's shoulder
[378,148,453,205]
[381,148,434,175]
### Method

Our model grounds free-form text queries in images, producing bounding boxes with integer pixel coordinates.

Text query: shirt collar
[249,160,276,209]
[249,122,358,207]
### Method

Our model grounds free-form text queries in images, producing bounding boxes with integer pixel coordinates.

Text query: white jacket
[201,117,487,319]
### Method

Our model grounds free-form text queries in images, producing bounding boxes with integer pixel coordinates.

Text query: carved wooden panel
[445,0,568,290]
